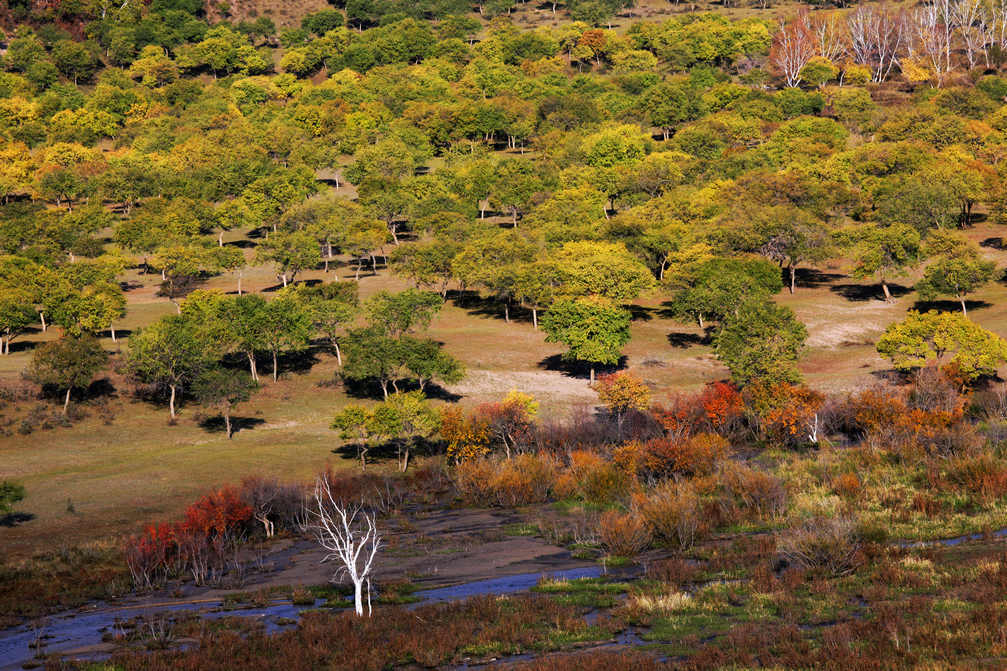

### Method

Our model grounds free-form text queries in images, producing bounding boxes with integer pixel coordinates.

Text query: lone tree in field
[25,335,108,415]
[541,296,631,383]
[332,404,374,470]
[877,310,1007,380]
[192,367,256,438]
[370,391,440,472]
[713,299,808,386]
[126,315,212,420]
[311,476,381,617]
[594,371,651,436]
[834,223,921,302]
[915,232,998,316]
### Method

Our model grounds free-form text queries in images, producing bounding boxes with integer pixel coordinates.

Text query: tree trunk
[237,273,243,295]
[40,312,46,332]
[169,384,177,419]
[590,366,595,384]
[789,264,796,294]
[225,412,232,439]
[882,281,892,302]
[353,579,364,616]
[334,341,342,366]
[248,352,259,382]
[504,301,510,323]
[281,273,288,287]
[961,297,968,316]
[272,350,279,381]
[532,308,538,330]
[698,314,705,330]
[380,379,389,400]
[63,387,71,415]
[111,326,116,342]
[218,231,224,247]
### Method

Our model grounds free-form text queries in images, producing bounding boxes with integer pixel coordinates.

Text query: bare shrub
[777,516,862,576]
[598,510,652,557]
[715,461,787,523]
[636,480,704,550]
[238,477,305,538]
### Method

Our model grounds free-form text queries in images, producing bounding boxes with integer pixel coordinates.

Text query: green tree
[126,315,213,419]
[25,335,108,415]
[916,232,999,316]
[370,391,440,472]
[51,40,100,85]
[549,241,655,301]
[876,310,1007,380]
[0,287,36,355]
[670,257,783,329]
[256,230,322,287]
[260,294,313,382]
[192,367,256,438]
[296,281,359,365]
[541,296,631,383]
[0,481,25,517]
[342,326,405,399]
[390,239,461,296]
[397,337,465,392]
[222,294,268,382]
[713,299,807,386]
[364,289,443,338]
[834,223,921,302]
[331,404,375,470]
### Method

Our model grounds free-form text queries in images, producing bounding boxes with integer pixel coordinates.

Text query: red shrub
[182,486,253,537]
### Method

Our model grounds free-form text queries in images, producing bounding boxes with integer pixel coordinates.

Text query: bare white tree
[980,0,1007,69]
[908,0,955,85]
[952,0,987,70]
[810,11,849,62]
[848,4,906,83]
[310,477,381,616]
[772,15,817,87]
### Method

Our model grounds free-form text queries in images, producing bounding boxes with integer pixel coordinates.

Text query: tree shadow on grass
[537,353,627,380]
[339,375,461,402]
[911,299,991,314]
[666,331,708,349]
[981,237,1005,250]
[627,305,653,322]
[8,340,39,355]
[197,415,266,436]
[791,268,846,289]
[449,290,533,325]
[830,282,912,302]
[0,512,34,527]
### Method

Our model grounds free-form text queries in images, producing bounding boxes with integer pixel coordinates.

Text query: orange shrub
[699,381,745,432]
[642,433,730,478]
[832,472,862,500]
[748,382,825,447]
[932,454,1007,500]
[488,453,556,506]
[454,458,496,505]
[598,510,651,557]
[454,455,557,507]
[568,450,632,503]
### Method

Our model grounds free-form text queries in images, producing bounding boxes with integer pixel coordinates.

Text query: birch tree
[310,477,381,616]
